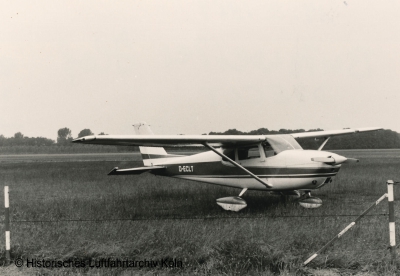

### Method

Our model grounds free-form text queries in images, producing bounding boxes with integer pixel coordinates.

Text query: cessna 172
[73,124,382,211]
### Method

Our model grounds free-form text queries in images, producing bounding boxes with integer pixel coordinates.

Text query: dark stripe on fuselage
[141,154,184,160]
[152,161,340,177]
[175,174,337,179]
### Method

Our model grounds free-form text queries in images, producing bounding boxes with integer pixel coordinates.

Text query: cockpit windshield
[266,135,303,153]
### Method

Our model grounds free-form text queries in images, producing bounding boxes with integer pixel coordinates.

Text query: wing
[291,127,383,139]
[72,134,267,147]
[72,127,383,147]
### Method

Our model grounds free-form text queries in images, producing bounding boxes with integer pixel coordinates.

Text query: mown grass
[0,150,399,275]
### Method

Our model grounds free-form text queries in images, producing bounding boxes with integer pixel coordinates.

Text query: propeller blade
[312,154,358,165]
[343,158,359,163]
[332,155,347,164]
[311,157,335,164]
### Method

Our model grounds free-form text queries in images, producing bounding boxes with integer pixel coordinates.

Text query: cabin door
[236,143,265,167]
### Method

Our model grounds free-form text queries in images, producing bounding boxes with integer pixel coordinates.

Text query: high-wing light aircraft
[73,124,382,211]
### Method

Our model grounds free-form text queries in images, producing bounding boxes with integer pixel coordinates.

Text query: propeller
[343,158,359,163]
[311,154,359,165]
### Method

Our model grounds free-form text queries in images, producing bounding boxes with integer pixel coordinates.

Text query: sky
[1,1,400,140]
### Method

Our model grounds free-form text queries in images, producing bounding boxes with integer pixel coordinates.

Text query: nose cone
[331,154,347,164]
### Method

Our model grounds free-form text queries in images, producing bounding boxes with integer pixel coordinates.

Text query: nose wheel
[297,191,322,208]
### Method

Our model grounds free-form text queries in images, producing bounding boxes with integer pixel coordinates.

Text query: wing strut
[239,188,248,197]
[203,142,272,188]
[318,137,331,151]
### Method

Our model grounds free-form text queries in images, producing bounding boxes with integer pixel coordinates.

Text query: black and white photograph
[1,1,400,275]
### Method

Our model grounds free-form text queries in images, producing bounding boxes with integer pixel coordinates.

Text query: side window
[237,146,260,160]
[263,143,275,157]
[222,149,235,161]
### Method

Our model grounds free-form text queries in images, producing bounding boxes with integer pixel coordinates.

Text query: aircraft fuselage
[147,149,341,191]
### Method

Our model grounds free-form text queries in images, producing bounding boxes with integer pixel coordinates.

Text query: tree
[78,129,94,138]
[11,132,25,146]
[14,132,24,139]
[57,127,72,145]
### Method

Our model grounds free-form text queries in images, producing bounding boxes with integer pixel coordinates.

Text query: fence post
[387,180,397,262]
[4,186,10,265]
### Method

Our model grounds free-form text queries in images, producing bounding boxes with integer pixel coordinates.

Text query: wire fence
[0,212,390,224]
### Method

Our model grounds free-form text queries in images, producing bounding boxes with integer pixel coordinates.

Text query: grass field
[0,150,399,275]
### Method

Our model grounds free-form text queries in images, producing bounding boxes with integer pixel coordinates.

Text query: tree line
[0,127,399,154]
[0,128,98,147]
[209,128,400,150]
[0,128,132,154]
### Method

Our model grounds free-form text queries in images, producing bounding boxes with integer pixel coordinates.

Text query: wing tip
[72,136,96,143]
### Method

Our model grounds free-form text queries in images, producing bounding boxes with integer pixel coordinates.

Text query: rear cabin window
[238,146,260,160]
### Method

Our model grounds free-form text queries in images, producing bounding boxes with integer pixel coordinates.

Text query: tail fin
[133,122,182,166]
[133,122,157,136]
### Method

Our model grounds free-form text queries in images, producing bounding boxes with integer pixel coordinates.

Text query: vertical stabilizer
[133,122,156,135]
[133,122,169,166]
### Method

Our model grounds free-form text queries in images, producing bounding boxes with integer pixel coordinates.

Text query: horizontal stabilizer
[108,166,165,175]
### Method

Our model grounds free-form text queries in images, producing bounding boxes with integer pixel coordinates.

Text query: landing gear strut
[298,191,311,201]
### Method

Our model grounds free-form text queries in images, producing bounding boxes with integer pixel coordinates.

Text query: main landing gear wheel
[216,188,248,212]
[297,192,323,208]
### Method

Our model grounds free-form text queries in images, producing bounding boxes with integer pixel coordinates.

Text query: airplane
[72,123,382,211]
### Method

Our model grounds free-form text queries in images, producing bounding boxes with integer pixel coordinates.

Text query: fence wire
[0,213,389,224]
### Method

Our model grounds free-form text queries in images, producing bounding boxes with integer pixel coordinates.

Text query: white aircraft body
[73,124,382,211]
